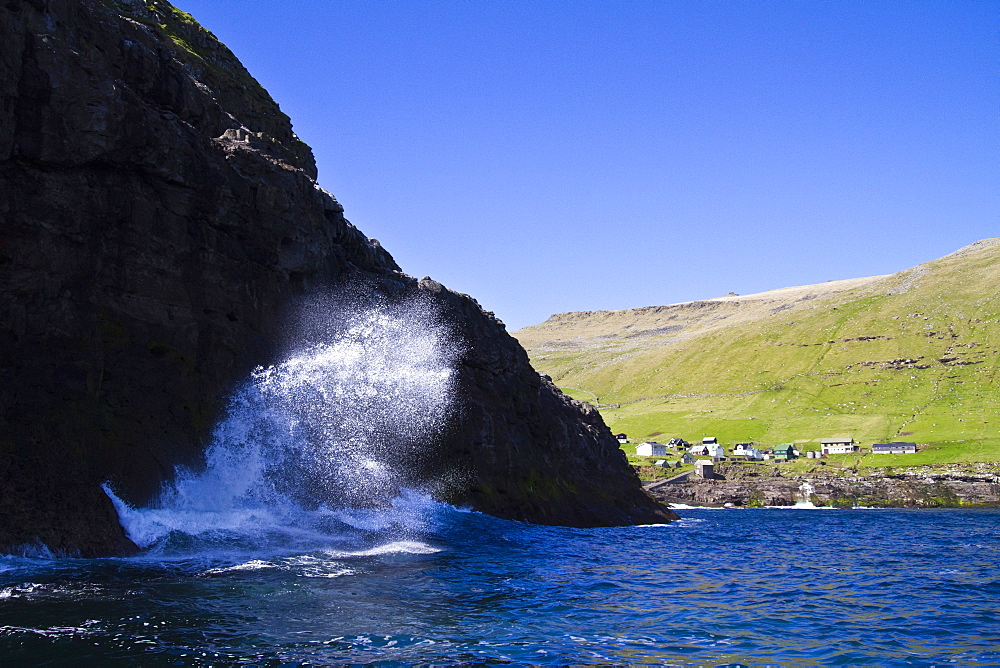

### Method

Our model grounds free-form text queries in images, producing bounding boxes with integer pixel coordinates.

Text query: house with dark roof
[773,444,798,461]
[872,442,917,454]
[733,442,762,460]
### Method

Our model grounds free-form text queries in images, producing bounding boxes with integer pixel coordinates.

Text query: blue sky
[177,0,997,331]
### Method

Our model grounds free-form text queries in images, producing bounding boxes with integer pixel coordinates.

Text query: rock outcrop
[0,0,673,556]
[646,463,1000,508]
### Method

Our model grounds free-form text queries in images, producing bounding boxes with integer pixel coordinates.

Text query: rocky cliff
[0,0,674,556]
[646,463,1000,508]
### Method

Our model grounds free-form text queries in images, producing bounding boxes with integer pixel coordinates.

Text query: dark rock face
[0,0,673,555]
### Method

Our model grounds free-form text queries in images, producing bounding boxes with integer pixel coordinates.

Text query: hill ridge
[514,240,1000,465]
[529,238,1000,329]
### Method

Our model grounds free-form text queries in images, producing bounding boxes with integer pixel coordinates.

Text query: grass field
[517,240,1000,466]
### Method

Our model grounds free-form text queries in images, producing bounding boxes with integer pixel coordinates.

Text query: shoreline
[643,462,1000,509]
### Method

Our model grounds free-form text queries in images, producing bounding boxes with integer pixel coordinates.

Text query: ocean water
[1,504,998,665]
[4,299,997,664]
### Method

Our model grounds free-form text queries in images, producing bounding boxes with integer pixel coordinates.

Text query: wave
[101,294,462,561]
[764,503,839,510]
[105,485,450,558]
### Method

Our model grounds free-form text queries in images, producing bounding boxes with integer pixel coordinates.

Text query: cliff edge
[0,0,673,556]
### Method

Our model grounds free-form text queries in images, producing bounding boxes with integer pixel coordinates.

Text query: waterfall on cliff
[106,293,461,551]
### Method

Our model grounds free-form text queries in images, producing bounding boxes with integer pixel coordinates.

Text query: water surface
[1,505,997,665]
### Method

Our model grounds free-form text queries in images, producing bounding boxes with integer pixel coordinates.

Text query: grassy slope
[516,240,1000,464]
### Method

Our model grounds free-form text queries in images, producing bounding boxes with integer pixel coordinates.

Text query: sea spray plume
[110,292,461,548]
[250,291,461,506]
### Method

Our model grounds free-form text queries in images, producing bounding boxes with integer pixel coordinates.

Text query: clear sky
[176,0,997,331]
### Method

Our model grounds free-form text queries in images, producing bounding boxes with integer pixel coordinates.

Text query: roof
[821,437,854,444]
[773,444,795,452]
[872,442,916,449]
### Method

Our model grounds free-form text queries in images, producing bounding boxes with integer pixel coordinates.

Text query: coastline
[643,462,1000,509]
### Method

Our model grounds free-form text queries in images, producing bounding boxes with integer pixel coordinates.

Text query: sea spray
[107,293,461,551]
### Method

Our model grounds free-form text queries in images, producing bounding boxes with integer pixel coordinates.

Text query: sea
[3,299,998,665]
[0,504,998,665]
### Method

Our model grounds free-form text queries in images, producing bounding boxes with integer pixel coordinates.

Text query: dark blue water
[1,505,998,665]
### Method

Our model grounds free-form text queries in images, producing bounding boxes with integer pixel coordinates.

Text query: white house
[733,442,763,460]
[636,442,667,457]
[821,437,858,455]
[872,442,917,454]
[690,443,724,459]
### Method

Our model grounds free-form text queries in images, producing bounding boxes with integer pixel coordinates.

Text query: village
[621,434,919,477]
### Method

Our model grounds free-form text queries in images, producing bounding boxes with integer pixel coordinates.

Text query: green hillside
[515,240,1000,463]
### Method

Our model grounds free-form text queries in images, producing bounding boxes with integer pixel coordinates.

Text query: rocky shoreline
[644,463,1000,508]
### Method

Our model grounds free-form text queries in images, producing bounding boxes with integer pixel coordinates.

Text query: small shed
[702,436,718,445]
[680,452,696,464]
[695,460,715,479]
[614,433,629,444]
[872,442,917,454]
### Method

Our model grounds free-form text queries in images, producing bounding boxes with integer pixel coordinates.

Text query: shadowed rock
[0,0,673,556]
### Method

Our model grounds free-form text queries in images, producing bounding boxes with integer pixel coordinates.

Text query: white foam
[201,559,277,575]
[321,541,441,558]
[105,296,460,553]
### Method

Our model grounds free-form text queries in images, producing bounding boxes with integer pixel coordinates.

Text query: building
[695,460,715,479]
[733,443,763,460]
[614,433,629,444]
[773,444,798,461]
[702,436,718,445]
[636,442,667,457]
[680,452,696,464]
[690,442,724,459]
[872,442,917,454]
[821,437,858,455]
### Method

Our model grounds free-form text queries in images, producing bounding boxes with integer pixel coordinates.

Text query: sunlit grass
[518,241,1000,467]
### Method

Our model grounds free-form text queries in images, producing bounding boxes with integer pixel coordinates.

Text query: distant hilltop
[515,239,1000,465]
